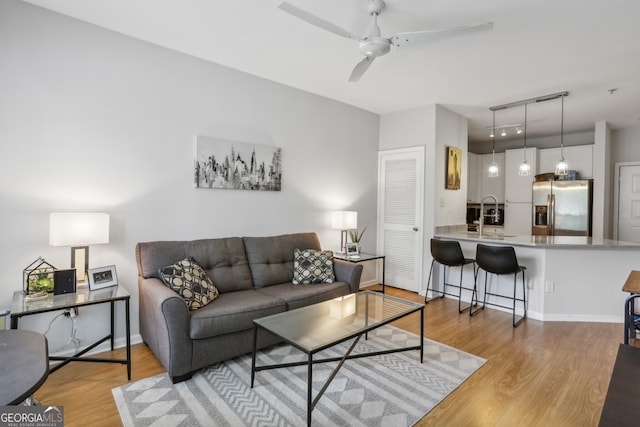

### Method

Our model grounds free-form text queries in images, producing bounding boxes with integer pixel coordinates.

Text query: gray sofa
[135,232,363,383]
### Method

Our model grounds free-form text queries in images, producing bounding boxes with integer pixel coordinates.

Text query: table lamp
[331,211,357,254]
[49,213,110,284]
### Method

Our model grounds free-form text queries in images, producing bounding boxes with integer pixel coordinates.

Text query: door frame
[376,146,425,292]
[613,161,640,240]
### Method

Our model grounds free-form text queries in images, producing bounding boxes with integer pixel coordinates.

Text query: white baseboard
[425,294,624,324]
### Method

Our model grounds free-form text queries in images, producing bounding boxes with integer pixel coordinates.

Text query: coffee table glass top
[254,290,423,353]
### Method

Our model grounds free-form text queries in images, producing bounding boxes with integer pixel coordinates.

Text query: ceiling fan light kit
[277,0,494,82]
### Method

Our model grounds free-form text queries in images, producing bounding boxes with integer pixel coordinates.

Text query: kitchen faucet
[480,195,499,236]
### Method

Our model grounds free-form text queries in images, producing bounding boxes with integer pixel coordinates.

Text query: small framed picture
[87,265,118,290]
[346,242,360,257]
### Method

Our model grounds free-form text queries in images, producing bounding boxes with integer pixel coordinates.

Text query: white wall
[0,1,379,351]
[612,126,640,163]
[434,105,468,226]
[593,121,612,238]
[379,105,468,294]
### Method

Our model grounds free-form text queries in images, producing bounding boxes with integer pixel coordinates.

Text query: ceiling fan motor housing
[359,38,391,57]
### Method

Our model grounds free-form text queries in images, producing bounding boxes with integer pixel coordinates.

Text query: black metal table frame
[251,301,423,426]
[11,293,131,380]
[624,293,640,345]
[335,253,386,293]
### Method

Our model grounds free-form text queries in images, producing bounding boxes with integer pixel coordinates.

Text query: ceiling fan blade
[278,2,357,40]
[349,56,375,82]
[391,22,494,47]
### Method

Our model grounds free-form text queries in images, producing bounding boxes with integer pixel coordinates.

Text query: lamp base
[71,246,89,285]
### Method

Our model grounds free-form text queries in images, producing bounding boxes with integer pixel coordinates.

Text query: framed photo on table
[345,242,360,258]
[87,265,118,290]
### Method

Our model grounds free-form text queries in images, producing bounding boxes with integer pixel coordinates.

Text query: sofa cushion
[256,281,351,310]
[158,257,219,310]
[189,290,286,340]
[136,238,254,293]
[292,249,335,284]
[243,233,321,288]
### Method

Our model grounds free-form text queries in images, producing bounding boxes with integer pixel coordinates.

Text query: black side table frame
[334,252,386,293]
[10,287,131,380]
[624,293,639,345]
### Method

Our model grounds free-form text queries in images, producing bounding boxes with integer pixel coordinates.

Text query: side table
[334,252,385,293]
[622,270,640,345]
[10,285,131,380]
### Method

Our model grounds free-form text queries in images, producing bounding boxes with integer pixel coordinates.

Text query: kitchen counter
[429,226,640,323]
[435,231,640,249]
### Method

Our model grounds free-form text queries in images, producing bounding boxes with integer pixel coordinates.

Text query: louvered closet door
[377,147,424,292]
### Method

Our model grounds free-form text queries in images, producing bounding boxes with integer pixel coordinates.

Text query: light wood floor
[35,287,622,426]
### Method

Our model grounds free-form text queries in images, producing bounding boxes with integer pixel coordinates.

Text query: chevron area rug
[112,326,485,426]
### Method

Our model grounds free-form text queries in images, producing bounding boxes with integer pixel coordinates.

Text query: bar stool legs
[471,244,527,328]
[425,239,476,313]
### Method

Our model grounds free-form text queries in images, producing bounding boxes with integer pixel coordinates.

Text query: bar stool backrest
[431,239,466,266]
[476,244,520,275]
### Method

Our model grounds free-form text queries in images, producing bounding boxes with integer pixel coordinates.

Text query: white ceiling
[21,0,640,152]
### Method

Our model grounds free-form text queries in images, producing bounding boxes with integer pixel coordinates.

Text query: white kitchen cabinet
[467,152,481,203]
[480,152,505,203]
[504,147,537,203]
[538,145,594,178]
[504,202,532,235]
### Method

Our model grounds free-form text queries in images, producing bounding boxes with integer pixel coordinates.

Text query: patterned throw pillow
[292,249,335,284]
[158,257,219,310]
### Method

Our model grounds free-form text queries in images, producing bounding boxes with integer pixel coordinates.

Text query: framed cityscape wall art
[194,136,282,191]
[446,146,462,190]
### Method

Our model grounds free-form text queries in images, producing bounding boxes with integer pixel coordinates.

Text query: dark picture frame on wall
[446,146,462,190]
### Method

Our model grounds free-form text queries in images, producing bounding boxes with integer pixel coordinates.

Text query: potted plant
[349,226,367,251]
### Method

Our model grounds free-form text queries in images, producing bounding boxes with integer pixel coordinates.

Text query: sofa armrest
[333,259,363,293]
[138,277,193,379]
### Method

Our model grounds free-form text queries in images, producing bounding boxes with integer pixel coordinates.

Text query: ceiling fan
[278,0,494,82]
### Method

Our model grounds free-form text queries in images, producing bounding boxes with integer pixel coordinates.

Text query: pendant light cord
[560,94,565,158]
[523,103,528,161]
[492,110,496,161]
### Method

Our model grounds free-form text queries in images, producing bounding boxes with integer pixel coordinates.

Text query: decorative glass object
[23,257,56,294]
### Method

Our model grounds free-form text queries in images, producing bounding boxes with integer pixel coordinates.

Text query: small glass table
[10,285,131,379]
[251,290,424,426]
[334,252,386,293]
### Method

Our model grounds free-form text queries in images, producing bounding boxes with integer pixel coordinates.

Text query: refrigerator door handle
[549,194,555,235]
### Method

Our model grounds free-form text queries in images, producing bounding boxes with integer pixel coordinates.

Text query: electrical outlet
[527,279,534,289]
[440,198,445,207]
[545,280,555,293]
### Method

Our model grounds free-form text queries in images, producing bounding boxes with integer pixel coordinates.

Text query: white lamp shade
[331,211,357,230]
[49,213,110,246]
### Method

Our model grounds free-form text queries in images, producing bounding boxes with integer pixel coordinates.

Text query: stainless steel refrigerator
[532,179,593,236]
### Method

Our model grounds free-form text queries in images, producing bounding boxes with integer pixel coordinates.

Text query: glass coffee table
[251,290,424,426]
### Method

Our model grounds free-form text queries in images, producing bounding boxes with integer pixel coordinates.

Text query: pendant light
[555,93,569,176]
[488,110,499,177]
[518,102,531,176]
